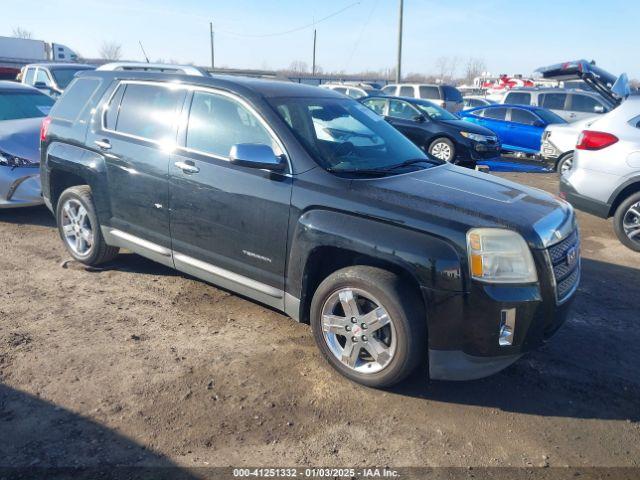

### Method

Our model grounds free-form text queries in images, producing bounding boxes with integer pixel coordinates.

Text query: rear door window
[399,86,414,97]
[35,68,51,86]
[362,98,387,115]
[570,94,605,113]
[482,107,507,120]
[186,90,280,158]
[505,91,531,105]
[113,83,184,142]
[347,88,365,99]
[381,85,396,95]
[510,108,537,125]
[388,99,418,120]
[540,93,567,110]
[51,78,101,121]
[419,86,440,99]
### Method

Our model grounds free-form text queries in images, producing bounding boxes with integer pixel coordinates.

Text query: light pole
[312,29,317,76]
[396,0,404,83]
[210,21,215,69]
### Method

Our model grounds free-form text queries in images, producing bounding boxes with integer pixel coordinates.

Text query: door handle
[174,161,200,174]
[94,139,111,150]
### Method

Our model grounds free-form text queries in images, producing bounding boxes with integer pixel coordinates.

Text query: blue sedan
[458,104,566,154]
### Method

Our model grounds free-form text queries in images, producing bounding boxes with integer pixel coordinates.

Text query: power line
[343,0,379,72]
[217,1,361,38]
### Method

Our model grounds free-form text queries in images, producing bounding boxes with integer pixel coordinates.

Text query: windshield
[269,97,429,173]
[412,99,459,121]
[50,68,93,89]
[533,108,567,124]
[0,91,54,120]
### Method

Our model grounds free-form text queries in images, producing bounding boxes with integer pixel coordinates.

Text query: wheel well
[555,150,574,169]
[298,246,424,325]
[49,170,88,210]
[610,181,640,216]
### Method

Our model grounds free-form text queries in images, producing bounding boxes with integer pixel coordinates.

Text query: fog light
[499,308,516,346]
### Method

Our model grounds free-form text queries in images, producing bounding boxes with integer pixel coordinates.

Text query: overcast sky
[3,0,638,78]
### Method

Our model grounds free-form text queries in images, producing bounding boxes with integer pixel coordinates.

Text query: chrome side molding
[109,229,172,256]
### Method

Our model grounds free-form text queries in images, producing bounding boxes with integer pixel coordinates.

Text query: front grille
[547,229,581,304]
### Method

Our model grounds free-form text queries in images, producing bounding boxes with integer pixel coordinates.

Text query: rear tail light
[576,130,618,150]
[40,116,52,142]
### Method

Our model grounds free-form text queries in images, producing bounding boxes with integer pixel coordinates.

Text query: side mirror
[593,105,605,113]
[413,114,427,123]
[34,81,52,90]
[229,144,286,172]
[533,120,545,128]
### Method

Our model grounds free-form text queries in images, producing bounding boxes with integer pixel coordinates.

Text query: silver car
[0,81,53,208]
[381,83,464,113]
[560,95,640,251]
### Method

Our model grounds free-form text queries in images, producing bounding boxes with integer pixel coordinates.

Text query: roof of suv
[76,70,342,99]
[505,87,600,95]
[23,63,95,70]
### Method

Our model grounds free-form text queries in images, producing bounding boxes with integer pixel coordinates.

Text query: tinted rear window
[113,83,184,142]
[540,93,567,110]
[570,94,604,113]
[0,91,54,120]
[419,86,440,99]
[505,92,531,105]
[399,86,414,97]
[51,78,101,121]
[510,108,537,125]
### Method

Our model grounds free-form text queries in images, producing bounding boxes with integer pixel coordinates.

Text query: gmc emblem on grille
[566,246,578,267]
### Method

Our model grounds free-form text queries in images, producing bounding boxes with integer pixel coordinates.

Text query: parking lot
[0,171,639,470]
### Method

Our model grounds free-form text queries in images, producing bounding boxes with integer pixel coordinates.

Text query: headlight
[467,228,537,283]
[0,150,39,168]
[460,131,491,142]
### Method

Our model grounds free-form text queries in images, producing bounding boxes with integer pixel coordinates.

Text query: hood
[440,119,497,138]
[0,117,43,162]
[349,164,574,249]
[535,60,628,106]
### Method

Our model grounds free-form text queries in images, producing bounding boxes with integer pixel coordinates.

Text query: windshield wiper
[383,158,444,171]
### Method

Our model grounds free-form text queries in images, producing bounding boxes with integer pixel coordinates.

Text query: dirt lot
[0,172,639,474]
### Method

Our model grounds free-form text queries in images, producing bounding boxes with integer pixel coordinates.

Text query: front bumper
[559,176,610,218]
[0,167,43,208]
[424,237,579,381]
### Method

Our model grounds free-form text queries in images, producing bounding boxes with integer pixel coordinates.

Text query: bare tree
[434,57,448,81]
[99,41,122,61]
[464,57,487,85]
[12,27,33,39]
[447,56,460,81]
[287,60,309,74]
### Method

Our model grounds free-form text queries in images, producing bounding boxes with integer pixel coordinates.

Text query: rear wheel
[310,266,426,388]
[557,152,574,176]
[56,186,119,265]
[613,192,640,252]
[428,137,456,162]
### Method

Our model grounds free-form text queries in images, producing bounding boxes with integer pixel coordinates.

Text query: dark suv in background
[40,70,580,387]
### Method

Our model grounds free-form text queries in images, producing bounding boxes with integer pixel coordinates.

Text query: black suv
[40,71,580,387]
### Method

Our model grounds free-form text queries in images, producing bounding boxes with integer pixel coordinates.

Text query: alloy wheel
[321,288,397,374]
[622,201,640,245]
[560,156,573,176]
[430,142,452,161]
[61,199,94,256]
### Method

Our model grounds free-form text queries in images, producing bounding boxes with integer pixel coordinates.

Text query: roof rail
[96,62,207,76]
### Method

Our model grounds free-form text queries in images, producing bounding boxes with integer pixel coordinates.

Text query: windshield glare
[270,97,429,173]
[0,91,55,120]
[413,100,458,121]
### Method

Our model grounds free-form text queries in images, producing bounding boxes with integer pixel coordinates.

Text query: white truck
[0,36,78,63]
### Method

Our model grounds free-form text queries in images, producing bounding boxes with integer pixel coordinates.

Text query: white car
[540,116,597,174]
[560,95,640,251]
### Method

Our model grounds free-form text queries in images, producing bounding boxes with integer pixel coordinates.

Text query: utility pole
[396,0,404,83]
[312,29,317,76]
[209,21,215,70]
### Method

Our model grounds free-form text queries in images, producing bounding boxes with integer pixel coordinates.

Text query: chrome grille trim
[545,229,581,305]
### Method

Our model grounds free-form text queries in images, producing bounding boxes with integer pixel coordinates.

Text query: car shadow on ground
[0,206,55,228]
[0,384,200,478]
[392,257,640,422]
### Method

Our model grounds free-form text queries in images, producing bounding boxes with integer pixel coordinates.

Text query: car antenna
[139,41,150,63]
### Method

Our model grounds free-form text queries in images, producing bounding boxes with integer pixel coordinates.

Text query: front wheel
[310,266,426,388]
[427,137,456,162]
[613,192,640,252]
[56,185,120,265]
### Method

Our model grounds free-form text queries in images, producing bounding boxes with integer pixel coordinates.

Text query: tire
[310,266,426,388]
[427,137,456,162]
[556,152,574,176]
[613,192,640,252]
[56,185,119,265]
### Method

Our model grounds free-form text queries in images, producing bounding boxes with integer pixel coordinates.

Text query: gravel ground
[0,172,638,475]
